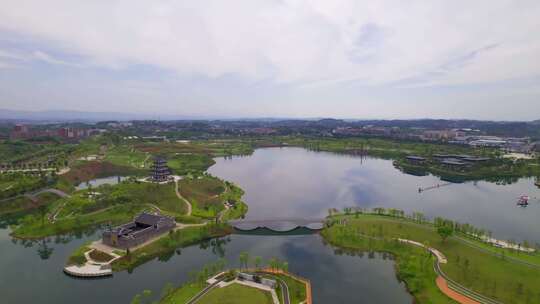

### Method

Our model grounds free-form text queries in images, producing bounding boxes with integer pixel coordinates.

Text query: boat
[517,195,529,206]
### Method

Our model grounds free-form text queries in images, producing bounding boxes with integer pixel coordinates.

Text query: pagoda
[150,157,171,182]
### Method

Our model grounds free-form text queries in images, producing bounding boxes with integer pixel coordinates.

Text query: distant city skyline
[1,1,540,120]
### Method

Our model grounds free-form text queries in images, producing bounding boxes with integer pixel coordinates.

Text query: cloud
[0,0,538,87]
[32,51,82,67]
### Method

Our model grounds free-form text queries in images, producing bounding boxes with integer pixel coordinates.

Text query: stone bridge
[228,218,326,234]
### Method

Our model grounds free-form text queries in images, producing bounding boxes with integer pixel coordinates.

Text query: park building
[150,157,171,182]
[102,212,176,249]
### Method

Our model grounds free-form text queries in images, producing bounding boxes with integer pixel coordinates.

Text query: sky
[0,0,539,120]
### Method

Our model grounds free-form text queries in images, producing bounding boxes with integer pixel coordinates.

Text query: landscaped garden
[154,255,308,304]
[322,211,540,304]
[197,283,274,304]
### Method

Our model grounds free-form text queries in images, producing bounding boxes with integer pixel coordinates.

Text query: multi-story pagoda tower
[150,157,171,182]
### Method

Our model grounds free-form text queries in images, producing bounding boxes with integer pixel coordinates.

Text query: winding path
[174,178,192,216]
[397,238,502,304]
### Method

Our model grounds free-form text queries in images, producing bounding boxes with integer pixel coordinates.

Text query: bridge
[228,218,326,235]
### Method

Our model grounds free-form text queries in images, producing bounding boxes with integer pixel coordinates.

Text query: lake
[1,147,539,303]
[210,148,540,244]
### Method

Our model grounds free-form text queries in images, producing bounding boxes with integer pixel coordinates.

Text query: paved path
[436,277,480,304]
[174,178,192,216]
[258,268,311,304]
[186,281,222,304]
[31,188,70,198]
[398,237,502,304]
[454,236,540,269]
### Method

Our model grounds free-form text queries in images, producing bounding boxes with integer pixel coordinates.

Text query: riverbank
[394,159,539,184]
[10,173,246,239]
[245,136,540,183]
[322,213,540,304]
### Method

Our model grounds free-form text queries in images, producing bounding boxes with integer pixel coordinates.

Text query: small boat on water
[517,195,530,206]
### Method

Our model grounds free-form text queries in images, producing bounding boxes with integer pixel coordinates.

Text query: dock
[418,182,452,193]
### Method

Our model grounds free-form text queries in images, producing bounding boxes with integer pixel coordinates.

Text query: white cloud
[32,51,82,67]
[0,0,539,87]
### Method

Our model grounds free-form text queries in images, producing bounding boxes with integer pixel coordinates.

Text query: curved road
[174,179,192,216]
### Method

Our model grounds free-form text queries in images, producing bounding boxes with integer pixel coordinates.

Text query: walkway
[31,188,71,198]
[259,268,312,304]
[436,277,480,304]
[174,177,192,216]
[398,238,502,304]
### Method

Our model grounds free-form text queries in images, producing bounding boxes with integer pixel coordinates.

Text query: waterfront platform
[63,263,112,278]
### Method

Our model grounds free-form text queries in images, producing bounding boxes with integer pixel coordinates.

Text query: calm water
[75,176,127,190]
[210,148,540,244]
[0,229,411,303]
[1,147,539,303]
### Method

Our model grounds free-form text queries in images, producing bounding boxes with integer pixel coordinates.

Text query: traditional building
[150,157,171,182]
[102,212,176,249]
[405,156,427,165]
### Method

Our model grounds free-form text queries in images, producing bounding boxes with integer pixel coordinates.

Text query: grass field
[167,153,215,175]
[323,214,540,304]
[0,173,47,199]
[134,140,254,158]
[12,179,191,238]
[61,161,142,185]
[12,203,146,239]
[264,273,306,304]
[159,282,205,304]
[0,191,60,216]
[104,145,149,169]
[197,283,274,304]
[178,176,226,218]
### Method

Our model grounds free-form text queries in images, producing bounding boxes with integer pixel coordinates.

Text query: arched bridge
[228,218,326,235]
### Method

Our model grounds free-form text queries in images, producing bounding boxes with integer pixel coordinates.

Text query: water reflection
[209,147,540,243]
[1,147,538,303]
[75,176,126,190]
[0,226,413,304]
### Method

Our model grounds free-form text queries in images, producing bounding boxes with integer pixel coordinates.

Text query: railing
[433,261,503,304]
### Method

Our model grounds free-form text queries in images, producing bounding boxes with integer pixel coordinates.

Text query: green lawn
[12,203,147,239]
[178,176,226,218]
[105,145,148,169]
[323,214,540,304]
[12,179,191,238]
[61,161,142,185]
[264,273,306,304]
[197,283,274,304]
[167,153,215,175]
[159,282,205,304]
[0,173,47,199]
[0,191,60,216]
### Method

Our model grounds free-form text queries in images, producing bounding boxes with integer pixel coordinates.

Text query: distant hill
[0,109,204,122]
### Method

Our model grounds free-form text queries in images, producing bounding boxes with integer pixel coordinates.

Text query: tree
[254,256,262,270]
[437,226,453,242]
[37,204,48,227]
[239,252,249,269]
[282,261,289,272]
[142,289,152,301]
[131,294,141,304]
[161,283,174,299]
